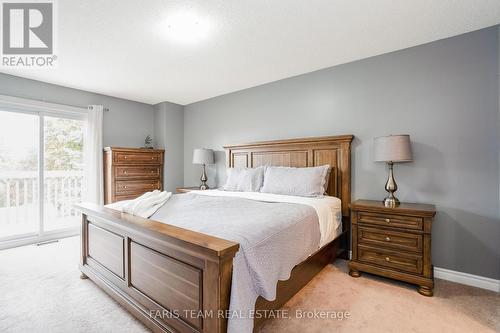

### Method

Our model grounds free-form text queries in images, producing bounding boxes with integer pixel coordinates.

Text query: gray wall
[154,101,184,192]
[184,27,500,279]
[0,73,155,147]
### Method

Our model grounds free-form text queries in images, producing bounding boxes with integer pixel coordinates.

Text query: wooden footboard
[77,203,239,333]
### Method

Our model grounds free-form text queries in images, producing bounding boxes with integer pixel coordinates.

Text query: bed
[76,135,353,333]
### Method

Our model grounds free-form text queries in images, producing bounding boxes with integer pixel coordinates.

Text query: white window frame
[0,94,89,249]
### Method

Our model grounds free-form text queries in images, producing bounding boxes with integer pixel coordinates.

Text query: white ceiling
[1,0,499,105]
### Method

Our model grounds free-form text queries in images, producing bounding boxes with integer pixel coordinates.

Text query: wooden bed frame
[77,135,353,333]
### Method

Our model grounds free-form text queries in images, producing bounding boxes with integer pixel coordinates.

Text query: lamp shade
[192,148,214,165]
[374,135,413,162]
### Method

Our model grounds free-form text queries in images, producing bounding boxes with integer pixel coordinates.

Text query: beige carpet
[0,236,498,333]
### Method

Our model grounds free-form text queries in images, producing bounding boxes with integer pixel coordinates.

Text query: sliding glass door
[0,109,86,247]
[0,112,40,240]
[43,116,84,231]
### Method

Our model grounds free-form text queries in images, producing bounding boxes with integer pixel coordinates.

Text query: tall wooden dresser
[103,147,164,204]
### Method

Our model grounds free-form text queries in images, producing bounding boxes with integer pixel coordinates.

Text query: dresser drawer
[113,151,162,165]
[358,245,422,274]
[115,166,160,179]
[115,194,142,202]
[115,179,161,195]
[358,211,423,230]
[358,226,422,253]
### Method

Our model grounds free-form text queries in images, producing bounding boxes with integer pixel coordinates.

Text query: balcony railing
[0,170,83,238]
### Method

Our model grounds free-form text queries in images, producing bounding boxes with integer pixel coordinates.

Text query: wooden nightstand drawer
[358,211,423,230]
[358,245,423,274]
[358,226,422,253]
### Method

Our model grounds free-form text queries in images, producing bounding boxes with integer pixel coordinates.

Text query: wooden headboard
[224,135,354,217]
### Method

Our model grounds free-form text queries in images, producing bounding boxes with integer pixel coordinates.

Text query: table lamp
[374,135,413,207]
[192,148,214,190]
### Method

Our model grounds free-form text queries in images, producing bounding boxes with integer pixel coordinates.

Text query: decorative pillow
[222,166,266,192]
[260,165,331,197]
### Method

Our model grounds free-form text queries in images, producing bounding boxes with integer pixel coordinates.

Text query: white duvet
[107,189,343,333]
[190,189,343,247]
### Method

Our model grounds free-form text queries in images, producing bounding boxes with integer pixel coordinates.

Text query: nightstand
[348,199,436,296]
[176,186,200,193]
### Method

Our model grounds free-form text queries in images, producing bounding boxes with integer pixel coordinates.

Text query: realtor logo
[2,2,53,54]
[1,1,56,67]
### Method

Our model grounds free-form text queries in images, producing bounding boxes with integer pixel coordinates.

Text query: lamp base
[383,196,400,208]
[199,164,209,190]
[383,161,400,207]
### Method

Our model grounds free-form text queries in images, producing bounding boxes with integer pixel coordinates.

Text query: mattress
[148,190,342,333]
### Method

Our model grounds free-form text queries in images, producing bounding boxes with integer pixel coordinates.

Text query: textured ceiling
[1,0,499,105]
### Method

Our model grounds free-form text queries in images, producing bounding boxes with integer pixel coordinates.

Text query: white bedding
[190,189,343,247]
[106,189,343,333]
[110,190,172,218]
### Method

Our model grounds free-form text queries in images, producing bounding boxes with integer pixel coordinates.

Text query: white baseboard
[434,267,500,293]
[347,250,499,292]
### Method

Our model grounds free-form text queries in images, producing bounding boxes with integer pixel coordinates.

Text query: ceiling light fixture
[163,11,210,44]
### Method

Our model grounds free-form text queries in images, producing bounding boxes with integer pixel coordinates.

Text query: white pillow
[223,168,242,191]
[260,165,330,197]
[223,166,266,192]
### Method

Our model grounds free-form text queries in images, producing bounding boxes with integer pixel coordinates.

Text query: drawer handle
[151,157,154,160]
[124,171,128,174]
[385,218,391,223]
[385,237,391,242]
[124,156,127,159]
[151,171,154,173]
[124,186,128,189]
[385,257,390,262]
